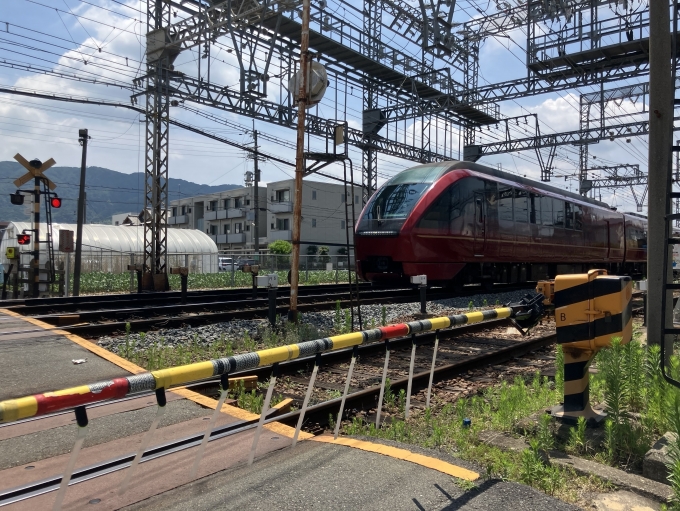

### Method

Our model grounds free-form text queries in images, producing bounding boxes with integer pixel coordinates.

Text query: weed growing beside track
[341,325,680,508]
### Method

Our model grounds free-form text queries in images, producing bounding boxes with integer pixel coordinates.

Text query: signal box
[554,269,632,350]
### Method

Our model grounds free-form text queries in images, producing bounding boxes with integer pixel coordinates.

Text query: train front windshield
[357,163,451,235]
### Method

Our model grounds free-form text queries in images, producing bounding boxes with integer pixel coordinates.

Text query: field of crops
[70,270,357,294]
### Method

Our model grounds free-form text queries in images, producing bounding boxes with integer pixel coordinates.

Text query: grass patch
[72,270,357,294]
[341,326,680,506]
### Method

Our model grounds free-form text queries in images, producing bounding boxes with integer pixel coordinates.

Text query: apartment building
[168,179,360,254]
[266,179,360,255]
[168,186,267,252]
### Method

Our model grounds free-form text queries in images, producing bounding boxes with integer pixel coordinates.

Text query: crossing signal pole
[12,154,56,298]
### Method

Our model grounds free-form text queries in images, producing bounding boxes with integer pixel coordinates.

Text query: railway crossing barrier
[550,269,633,424]
[0,295,545,509]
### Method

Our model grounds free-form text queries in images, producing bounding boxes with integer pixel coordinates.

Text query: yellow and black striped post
[552,269,633,423]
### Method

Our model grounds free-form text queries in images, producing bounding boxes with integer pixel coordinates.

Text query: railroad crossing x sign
[13,153,57,190]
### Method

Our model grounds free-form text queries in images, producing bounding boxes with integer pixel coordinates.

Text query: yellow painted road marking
[0,309,311,439]
[312,435,479,481]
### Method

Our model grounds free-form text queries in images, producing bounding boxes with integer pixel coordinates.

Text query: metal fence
[47,251,356,276]
[52,251,219,275]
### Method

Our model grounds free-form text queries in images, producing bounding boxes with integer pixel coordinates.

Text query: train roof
[438,160,612,210]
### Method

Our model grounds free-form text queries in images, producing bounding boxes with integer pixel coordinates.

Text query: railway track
[0,316,556,506]
[2,283,374,315]
[5,283,539,338]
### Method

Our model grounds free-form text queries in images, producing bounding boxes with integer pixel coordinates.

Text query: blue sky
[0,0,652,212]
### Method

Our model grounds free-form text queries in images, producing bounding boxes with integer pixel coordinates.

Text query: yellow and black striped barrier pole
[0,296,547,424]
[552,269,633,423]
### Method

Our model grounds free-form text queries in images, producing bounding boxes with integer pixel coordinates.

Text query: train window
[565,203,574,229]
[362,163,451,225]
[529,193,540,224]
[484,181,498,218]
[574,204,583,230]
[498,185,513,222]
[418,186,451,230]
[514,189,528,223]
[540,196,553,226]
[450,178,485,234]
[553,199,565,227]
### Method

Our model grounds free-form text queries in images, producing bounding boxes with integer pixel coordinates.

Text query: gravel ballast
[97,289,535,356]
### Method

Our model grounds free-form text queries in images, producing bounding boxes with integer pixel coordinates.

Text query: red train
[354,161,647,287]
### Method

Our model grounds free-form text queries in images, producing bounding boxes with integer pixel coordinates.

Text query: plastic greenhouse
[0,222,218,274]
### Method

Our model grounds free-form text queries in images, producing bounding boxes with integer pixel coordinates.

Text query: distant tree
[319,245,331,264]
[337,247,348,256]
[269,240,292,254]
[307,245,318,255]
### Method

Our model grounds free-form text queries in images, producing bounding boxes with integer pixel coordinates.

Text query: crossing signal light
[17,234,30,245]
[50,197,62,208]
[10,192,24,205]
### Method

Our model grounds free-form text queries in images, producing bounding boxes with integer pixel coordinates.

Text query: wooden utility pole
[289,0,311,321]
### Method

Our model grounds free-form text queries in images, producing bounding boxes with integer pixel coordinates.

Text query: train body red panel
[355,161,647,285]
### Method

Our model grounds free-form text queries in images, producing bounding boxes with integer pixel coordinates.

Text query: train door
[473,192,486,255]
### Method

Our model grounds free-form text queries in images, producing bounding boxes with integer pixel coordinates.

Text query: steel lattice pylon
[362,1,381,206]
[144,0,172,289]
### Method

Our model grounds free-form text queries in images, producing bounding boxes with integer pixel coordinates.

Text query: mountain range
[0,161,240,224]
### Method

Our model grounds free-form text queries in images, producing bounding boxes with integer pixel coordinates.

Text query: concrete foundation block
[643,432,677,485]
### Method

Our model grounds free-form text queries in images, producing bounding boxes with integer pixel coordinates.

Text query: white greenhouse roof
[4,222,217,254]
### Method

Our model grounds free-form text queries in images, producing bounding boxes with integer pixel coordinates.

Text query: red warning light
[17,234,31,245]
[50,197,62,208]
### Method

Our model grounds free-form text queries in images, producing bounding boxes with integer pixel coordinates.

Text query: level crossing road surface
[0,308,579,510]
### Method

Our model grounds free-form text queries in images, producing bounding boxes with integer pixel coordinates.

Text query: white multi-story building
[168,186,267,252]
[168,179,360,254]
[266,179,360,255]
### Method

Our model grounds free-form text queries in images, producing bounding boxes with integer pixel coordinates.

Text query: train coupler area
[507,293,546,335]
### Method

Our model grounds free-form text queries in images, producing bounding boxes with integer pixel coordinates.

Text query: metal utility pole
[73,129,89,297]
[253,128,260,256]
[32,171,40,298]
[289,0,310,321]
[647,0,673,349]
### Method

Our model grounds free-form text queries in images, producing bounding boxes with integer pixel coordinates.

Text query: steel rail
[0,328,555,507]
[52,285,536,337]
[3,283,375,315]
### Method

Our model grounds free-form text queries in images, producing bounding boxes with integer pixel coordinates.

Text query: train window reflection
[514,189,528,223]
[529,193,539,224]
[553,199,565,227]
[565,203,574,229]
[418,187,451,230]
[574,204,583,230]
[362,163,451,222]
[540,196,553,226]
[498,185,513,222]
